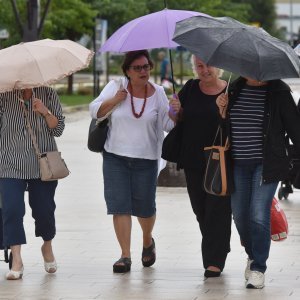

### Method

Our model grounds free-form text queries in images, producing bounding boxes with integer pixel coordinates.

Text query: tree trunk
[67,75,73,95]
[23,0,39,42]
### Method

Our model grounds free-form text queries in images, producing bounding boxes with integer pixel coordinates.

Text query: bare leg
[41,240,57,273]
[138,215,156,247]
[138,215,156,263]
[113,215,132,258]
[41,240,55,263]
[207,266,221,272]
[6,244,24,280]
[10,245,23,271]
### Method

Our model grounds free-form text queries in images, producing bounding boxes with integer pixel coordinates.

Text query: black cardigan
[226,77,300,183]
[177,79,224,169]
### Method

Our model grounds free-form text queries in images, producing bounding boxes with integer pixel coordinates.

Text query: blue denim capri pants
[103,151,158,218]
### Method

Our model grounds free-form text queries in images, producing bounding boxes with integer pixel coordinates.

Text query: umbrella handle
[168,49,176,94]
[225,73,232,95]
[218,72,232,119]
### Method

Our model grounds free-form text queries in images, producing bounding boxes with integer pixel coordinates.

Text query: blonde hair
[190,54,224,78]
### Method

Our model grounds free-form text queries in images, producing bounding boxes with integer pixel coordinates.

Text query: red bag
[270,197,288,241]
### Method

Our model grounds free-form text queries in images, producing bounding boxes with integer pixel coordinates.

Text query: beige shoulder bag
[23,105,70,181]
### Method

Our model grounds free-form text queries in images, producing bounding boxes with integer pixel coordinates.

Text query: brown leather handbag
[203,126,234,196]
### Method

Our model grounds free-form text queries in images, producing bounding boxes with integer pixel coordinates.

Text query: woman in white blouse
[89,50,180,273]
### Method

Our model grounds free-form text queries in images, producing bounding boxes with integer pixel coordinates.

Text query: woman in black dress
[172,56,232,277]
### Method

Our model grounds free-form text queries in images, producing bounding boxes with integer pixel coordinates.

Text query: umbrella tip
[294,44,300,56]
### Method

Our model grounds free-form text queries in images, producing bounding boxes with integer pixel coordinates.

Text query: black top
[178,79,225,169]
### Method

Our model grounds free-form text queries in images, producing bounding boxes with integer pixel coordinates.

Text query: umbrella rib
[118,17,148,51]
[23,45,47,83]
[250,34,262,79]
[163,9,172,48]
[32,44,92,82]
[206,30,241,64]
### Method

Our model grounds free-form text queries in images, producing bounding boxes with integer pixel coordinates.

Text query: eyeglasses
[129,64,152,72]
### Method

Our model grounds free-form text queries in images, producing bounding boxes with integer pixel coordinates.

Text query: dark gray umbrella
[173,16,300,81]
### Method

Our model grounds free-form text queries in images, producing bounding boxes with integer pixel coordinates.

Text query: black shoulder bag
[203,125,234,196]
[87,118,109,153]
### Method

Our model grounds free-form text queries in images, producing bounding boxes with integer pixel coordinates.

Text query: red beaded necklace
[129,82,147,118]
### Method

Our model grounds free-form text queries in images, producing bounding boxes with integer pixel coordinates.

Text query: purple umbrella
[100,9,207,52]
[99,8,209,93]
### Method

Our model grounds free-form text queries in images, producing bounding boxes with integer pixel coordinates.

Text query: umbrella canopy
[100,8,208,52]
[100,8,209,94]
[173,16,300,81]
[0,39,94,92]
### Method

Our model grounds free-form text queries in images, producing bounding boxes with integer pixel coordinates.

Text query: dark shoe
[113,257,132,273]
[204,269,221,278]
[142,238,156,267]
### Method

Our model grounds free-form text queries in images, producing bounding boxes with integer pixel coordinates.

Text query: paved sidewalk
[1,111,300,300]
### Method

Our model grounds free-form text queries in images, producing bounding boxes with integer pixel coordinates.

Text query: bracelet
[43,110,52,117]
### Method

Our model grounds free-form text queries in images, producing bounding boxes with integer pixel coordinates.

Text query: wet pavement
[0,110,300,300]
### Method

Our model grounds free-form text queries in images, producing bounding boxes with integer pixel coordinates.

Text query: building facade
[276,0,300,44]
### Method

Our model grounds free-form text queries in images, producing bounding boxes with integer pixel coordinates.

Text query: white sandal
[44,260,57,273]
[6,266,24,280]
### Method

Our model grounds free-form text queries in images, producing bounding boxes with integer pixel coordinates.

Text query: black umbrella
[173,16,300,81]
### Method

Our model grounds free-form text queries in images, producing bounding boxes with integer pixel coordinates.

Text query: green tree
[0,0,24,47]
[88,0,251,37]
[233,0,278,36]
[87,0,148,35]
[146,0,250,22]
[0,0,96,46]
[42,0,96,40]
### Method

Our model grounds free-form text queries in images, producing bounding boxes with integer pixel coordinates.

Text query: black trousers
[184,168,232,271]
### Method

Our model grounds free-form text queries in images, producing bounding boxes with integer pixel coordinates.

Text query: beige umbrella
[0,39,94,92]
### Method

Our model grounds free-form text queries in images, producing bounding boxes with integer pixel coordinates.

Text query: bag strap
[22,104,42,158]
[21,98,58,158]
[96,103,119,124]
[96,79,125,124]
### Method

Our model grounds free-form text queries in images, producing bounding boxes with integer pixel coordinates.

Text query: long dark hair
[121,50,154,79]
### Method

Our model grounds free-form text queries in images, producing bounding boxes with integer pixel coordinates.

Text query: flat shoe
[113,257,131,273]
[44,260,57,273]
[142,238,156,267]
[6,266,24,280]
[204,269,221,278]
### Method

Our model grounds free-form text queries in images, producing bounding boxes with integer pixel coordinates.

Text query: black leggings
[184,168,232,271]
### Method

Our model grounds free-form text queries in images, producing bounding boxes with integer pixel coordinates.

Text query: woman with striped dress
[216,77,300,289]
[0,87,65,280]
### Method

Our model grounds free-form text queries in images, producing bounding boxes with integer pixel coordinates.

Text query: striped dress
[0,87,65,179]
[230,85,267,164]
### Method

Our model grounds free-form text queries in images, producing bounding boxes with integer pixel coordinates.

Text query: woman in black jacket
[217,77,300,289]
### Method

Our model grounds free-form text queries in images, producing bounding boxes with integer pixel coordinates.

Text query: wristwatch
[43,110,52,117]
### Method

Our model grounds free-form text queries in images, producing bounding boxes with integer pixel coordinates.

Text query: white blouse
[89,78,174,160]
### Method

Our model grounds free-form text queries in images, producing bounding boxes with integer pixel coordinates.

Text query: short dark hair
[122,50,154,78]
